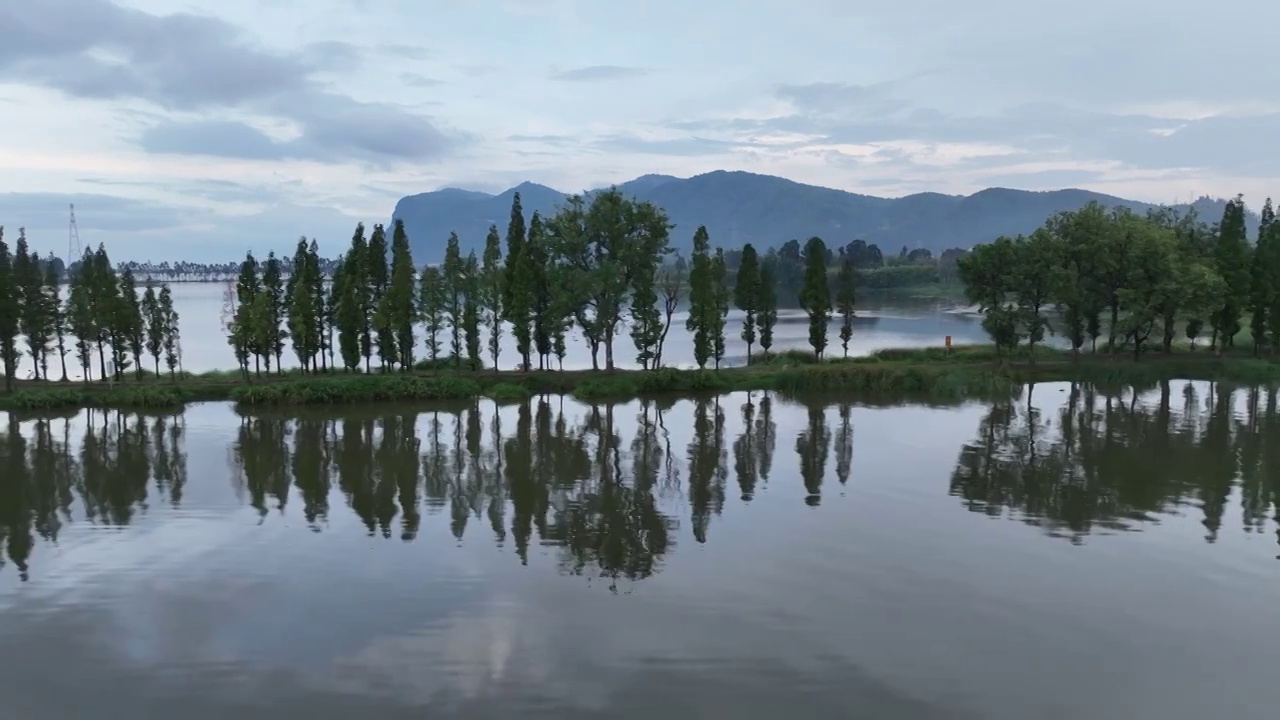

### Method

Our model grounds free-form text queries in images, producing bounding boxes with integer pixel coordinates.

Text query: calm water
[11,282,984,378]
[3,382,1280,719]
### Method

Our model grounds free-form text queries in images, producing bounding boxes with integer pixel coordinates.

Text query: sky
[1,0,1277,261]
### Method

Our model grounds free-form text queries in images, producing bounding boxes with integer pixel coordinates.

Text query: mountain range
[390,170,1254,260]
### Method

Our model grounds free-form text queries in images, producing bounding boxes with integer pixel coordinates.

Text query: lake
[3,381,1280,719]
[9,282,985,379]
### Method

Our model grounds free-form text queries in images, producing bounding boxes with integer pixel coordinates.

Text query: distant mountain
[391,170,1255,261]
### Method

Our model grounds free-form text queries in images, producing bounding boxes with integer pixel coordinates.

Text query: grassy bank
[3,344,1280,412]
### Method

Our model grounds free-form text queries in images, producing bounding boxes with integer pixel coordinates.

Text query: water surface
[3,382,1280,719]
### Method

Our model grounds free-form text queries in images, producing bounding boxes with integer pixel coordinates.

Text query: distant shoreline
[3,345,1278,413]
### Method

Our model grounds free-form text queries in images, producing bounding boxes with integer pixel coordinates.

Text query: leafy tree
[686,225,715,368]
[1013,229,1063,358]
[262,252,286,373]
[1212,195,1250,352]
[385,219,417,370]
[117,269,144,379]
[757,254,778,357]
[0,229,19,390]
[481,225,504,371]
[87,245,119,378]
[44,260,68,381]
[734,244,761,362]
[545,189,670,370]
[159,284,180,378]
[834,258,856,357]
[527,212,555,369]
[418,265,445,363]
[142,283,164,376]
[1249,198,1275,354]
[462,252,483,367]
[286,237,319,371]
[504,194,534,369]
[959,236,1022,355]
[332,257,361,371]
[65,250,96,382]
[14,232,51,379]
[367,224,391,370]
[630,247,663,369]
[442,232,466,369]
[798,237,831,360]
[232,252,261,376]
[654,254,685,369]
[711,248,729,369]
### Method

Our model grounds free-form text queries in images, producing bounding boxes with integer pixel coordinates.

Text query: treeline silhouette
[952,380,1280,546]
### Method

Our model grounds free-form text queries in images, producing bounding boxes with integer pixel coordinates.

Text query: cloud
[400,72,444,88]
[0,192,188,234]
[0,0,461,164]
[550,65,651,81]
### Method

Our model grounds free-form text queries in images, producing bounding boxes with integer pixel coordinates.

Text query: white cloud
[1,0,1277,259]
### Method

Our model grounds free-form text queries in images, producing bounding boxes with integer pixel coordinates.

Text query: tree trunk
[1108,301,1119,354]
[604,327,615,370]
[97,342,106,381]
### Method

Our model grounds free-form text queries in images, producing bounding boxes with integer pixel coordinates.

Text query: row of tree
[959,196,1280,358]
[225,189,869,376]
[0,227,181,390]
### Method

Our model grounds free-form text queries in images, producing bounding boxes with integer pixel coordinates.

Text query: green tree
[262,251,287,373]
[44,260,68,381]
[0,229,19,390]
[367,224,391,370]
[232,252,261,376]
[630,247,663,369]
[834,258,856,357]
[757,254,778,357]
[141,283,163,376]
[504,194,534,369]
[1212,195,1250,352]
[528,212,555,370]
[1249,198,1275,354]
[385,219,417,371]
[654,254,685,369]
[462,252,482,367]
[332,257,361,371]
[87,246,118,379]
[481,225,504,371]
[1013,229,1063,359]
[959,236,1023,355]
[686,225,714,369]
[711,248,729,369]
[117,269,144,379]
[65,250,95,382]
[14,231,51,379]
[734,244,761,362]
[442,232,466,369]
[286,237,319,371]
[418,265,445,364]
[159,284,180,379]
[798,237,831,360]
[545,189,670,370]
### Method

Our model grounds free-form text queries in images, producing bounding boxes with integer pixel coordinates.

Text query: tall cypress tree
[89,245,117,379]
[287,237,318,371]
[799,237,832,360]
[462,252,482,368]
[1249,197,1275,354]
[734,243,761,362]
[333,257,362,371]
[757,252,778,356]
[835,258,857,357]
[710,248,729,369]
[505,194,534,369]
[262,252,286,373]
[233,251,261,376]
[0,229,19,390]
[442,232,465,369]
[1212,195,1250,351]
[117,269,144,379]
[142,282,163,376]
[13,231,49,379]
[686,225,714,369]
[528,212,554,369]
[65,249,95,382]
[418,265,445,364]
[44,260,68,381]
[386,219,417,371]
[159,284,180,379]
[481,225,504,372]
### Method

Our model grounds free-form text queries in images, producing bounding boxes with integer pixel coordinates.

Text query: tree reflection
[951,381,1280,549]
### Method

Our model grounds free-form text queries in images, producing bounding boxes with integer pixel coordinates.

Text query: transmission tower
[68,203,82,261]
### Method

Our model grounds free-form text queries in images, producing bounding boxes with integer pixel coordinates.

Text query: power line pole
[68,203,82,261]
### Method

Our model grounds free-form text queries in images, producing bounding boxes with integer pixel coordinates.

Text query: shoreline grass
[3,344,1279,412]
